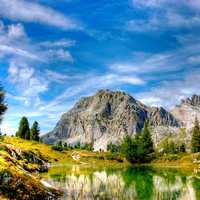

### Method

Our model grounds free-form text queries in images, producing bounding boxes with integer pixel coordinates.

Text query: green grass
[1,136,129,168]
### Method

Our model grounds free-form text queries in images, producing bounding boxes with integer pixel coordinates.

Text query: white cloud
[8,23,26,39]
[127,17,160,32]
[132,0,200,10]
[0,121,16,135]
[46,49,73,62]
[43,73,145,110]
[0,21,41,61]
[110,53,177,75]
[40,39,76,48]
[0,44,39,60]
[132,0,172,8]
[45,70,70,83]
[136,69,200,109]
[8,60,48,106]
[0,0,80,30]
[127,11,200,32]
[110,39,200,76]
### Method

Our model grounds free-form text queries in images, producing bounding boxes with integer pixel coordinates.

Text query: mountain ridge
[42,89,196,150]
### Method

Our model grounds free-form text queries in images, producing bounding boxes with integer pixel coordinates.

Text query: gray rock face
[172,95,200,130]
[181,95,200,106]
[42,90,180,150]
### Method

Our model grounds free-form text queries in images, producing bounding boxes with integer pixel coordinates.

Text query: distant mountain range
[42,90,200,150]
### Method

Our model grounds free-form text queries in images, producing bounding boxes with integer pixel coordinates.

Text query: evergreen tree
[30,121,40,141]
[16,117,30,140]
[191,117,200,153]
[52,141,63,151]
[121,121,154,163]
[140,121,154,155]
[121,135,138,163]
[0,86,7,124]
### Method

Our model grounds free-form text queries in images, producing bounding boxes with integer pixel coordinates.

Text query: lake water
[42,164,200,200]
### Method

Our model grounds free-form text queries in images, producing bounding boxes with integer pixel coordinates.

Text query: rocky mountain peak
[42,89,180,150]
[172,94,200,130]
[181,94,200,107]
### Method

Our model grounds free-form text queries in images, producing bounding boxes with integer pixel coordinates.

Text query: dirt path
[71,151,87,164]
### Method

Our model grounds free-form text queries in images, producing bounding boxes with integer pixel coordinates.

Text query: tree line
[16,117,40,141]
[0,87,40,142]
[107,117,200,163]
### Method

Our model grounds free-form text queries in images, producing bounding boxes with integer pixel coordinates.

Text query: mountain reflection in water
[43,165,200,200]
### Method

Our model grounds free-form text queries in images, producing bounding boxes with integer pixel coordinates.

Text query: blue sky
[0,0,200,134]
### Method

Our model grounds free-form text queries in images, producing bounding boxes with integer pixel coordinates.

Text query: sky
[0,0,200,135]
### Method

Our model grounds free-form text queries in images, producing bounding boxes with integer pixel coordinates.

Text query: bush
[107,143,120,153]
[74,141,81,149]
[81,143,93,151]
[52,141,63,151]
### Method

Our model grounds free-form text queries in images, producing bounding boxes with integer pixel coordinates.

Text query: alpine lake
[42,163,200,200]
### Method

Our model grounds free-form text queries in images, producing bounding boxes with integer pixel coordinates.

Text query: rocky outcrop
[43,90,180,150]
[172,95,200,130]
[181,95,200,106]
[148,107,180,127]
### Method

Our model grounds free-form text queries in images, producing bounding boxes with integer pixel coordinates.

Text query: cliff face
[43,90,180,150]
[172,95,200,130]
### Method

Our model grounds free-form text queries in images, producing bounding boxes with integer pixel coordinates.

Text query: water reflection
[43,165,200,200]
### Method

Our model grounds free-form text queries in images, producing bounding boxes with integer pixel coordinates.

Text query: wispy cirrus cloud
[0,0,80,30]
[39,39,76,48]
[136,69,200,108]
[43,73,145,109]
[8,60,48,106]
[46,49,74,62]
[129,0,200,33]
[45,70,71,83]
[0,21,41,60]
[110,37,200,76]
[0,20,76,63]
[0,44,40,60]
[132,0,200,10]
[127,11,200,32]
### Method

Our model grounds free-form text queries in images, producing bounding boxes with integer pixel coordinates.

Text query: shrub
[52,141,63,151]
[107,143,120,153]
[81,143,93,151]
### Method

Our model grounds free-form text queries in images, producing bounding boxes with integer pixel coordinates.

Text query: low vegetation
[52,141,93,151]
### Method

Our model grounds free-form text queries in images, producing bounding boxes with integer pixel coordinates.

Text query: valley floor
[0,136,200,199]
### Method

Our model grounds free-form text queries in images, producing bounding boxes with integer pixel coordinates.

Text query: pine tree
[16,117,30,140]
[191,117,200,153]
[140,121,154,155]
[0,86,7,124]
[30,121,40,141]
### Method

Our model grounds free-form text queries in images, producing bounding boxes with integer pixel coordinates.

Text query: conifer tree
[191,117,200,153]
[140,121,154,155]
[0,86,7,124]
[30,121,40,141]
[16,117,30,140]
